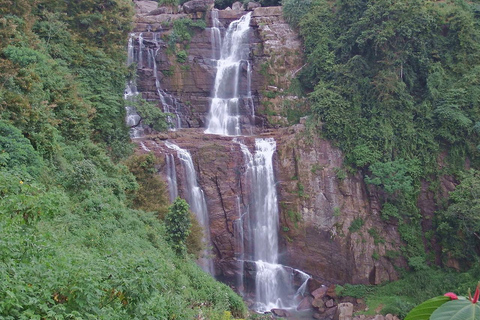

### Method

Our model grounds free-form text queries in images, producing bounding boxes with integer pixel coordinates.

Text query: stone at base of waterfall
[312,285,328,300]
[232,1,244,10]
[333,303,353,320]
[326,299,336,308]
[182,0,214,13]
[247,1,261,10]
[312,297,324,309]
[327,284,338,298]
[324,306,338,320]
[313,313,323,320]
[307,278,324,294]
[271,309,290,318]
[297,296,313,311]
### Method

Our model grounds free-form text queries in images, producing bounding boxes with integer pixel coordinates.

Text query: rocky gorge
[127,0,445,317]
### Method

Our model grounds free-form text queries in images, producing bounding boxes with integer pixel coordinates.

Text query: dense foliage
[0,0,246,318]
[284,0,480,316]
[285,0,480,269]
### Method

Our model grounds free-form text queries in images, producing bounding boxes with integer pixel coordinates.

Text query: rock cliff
[131,0,404,286]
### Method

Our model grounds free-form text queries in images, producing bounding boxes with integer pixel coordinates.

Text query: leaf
[404,296,450,320]
[431,300,480,320]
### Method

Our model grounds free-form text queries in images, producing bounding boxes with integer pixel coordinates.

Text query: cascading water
[165,142,214,275]
[205,13,253,136]
[125,34,144,138]
[165,153,179,202]
[149,47,182,129]
[210,9,222,60]
[239,138,310,313]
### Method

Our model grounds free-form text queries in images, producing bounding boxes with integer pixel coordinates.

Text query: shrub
[165,197,192,254]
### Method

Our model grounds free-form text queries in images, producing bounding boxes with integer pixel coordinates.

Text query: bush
[165,197,192,254]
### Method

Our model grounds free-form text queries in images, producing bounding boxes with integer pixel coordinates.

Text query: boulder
[313,313,323,320]
[312,285,328,300]
[327,284,338,298]
[135,1,158,14]
[271,308,290,317]
[146,7,172,15]
[297,296,313,311]
[232,1,244,10]
[374,315,385,320]
[385,314,399,320]
[247,1,261,10]
[308,278,324,294]
[326,299,336,308]
[182,0,214,13]
[334,303,354,320]
[312,298,325,308]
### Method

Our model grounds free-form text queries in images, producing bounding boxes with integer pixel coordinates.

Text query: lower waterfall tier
[135,127,403,288]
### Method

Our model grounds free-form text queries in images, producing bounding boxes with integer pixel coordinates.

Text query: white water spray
[239,138,310,312]
[205,13,253,136]
[165,142,214,274]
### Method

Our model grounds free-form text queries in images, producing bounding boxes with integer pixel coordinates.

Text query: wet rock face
[274,125,404,284]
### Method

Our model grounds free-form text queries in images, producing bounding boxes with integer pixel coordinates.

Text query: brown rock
[271,308,290,317]
[135,1,158,14]
[327,284,337,298]
[182,0,214,13]
[326,299,336,308]
[231,1,243,10]
[146,7,172,15]
[312,298,324,308]
[325,306,338,319]
[308,278,324,294]
[247,1,261,10]
[297,296,313,311]
[312,285,328,300]
[313,313,323,319]
[374,315,385,320]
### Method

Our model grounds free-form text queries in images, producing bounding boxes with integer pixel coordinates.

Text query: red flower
[444,292,459,300]
[469,284,480,304]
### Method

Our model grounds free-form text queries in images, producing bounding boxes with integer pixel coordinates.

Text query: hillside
[0,0,246,318]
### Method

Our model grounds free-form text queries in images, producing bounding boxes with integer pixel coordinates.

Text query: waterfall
[150,47,182,129]
[210,9,222,60]
[166,154,178,202]
[165,142,214,275]
[138,33,144,68]
[233,196,246,297]
[205,13,253,136]
[239,138,310,313]
[124,34,144,138]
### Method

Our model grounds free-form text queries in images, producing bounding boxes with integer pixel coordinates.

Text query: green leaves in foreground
[430,299,480,320]
[405,296,480,320]
[404,296,450,320]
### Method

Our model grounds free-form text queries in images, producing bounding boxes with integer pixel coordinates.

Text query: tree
[165,197,192,255]
[437,170,480,264]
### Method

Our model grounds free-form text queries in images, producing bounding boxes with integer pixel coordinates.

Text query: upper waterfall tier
[205,12,254,136]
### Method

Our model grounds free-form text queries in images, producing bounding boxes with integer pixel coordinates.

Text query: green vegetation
[287,0,480,265]
[286,0,480,315]
[0,1,246,318]
[165,198,193,254]
[338,267,480,318]
[348,217,364,233]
